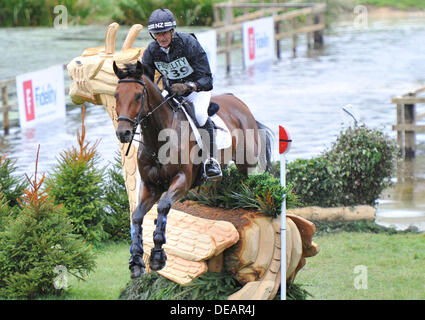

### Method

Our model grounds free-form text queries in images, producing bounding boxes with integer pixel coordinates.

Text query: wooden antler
[105,22,119,54]
[122,24,144,50]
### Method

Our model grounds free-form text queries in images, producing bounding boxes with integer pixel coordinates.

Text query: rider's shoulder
[174,31,198,44]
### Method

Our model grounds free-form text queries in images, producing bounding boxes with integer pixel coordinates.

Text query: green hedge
[115,0,220,27]
[287,125,397,207]
[0,0,221,27]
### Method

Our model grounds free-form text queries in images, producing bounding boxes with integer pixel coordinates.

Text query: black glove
[170,83,192,96]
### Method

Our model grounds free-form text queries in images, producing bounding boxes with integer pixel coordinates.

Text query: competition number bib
[154,57,194,80]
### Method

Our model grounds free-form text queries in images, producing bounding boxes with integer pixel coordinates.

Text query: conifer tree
[46,107,107,244]
[0,145,95,299]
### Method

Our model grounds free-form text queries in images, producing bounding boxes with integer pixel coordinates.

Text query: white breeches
[184,90,212,127]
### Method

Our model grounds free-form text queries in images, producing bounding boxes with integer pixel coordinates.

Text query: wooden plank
[416,111,425,120]
[392,124,425,132]
[407,86,425,96]
[0,79,15,87]
[216,5,326,34]
[275,24,325,40]
[217,43,243,54]
[0,104,18,113]
[214,7,288,27]
[396,104,404,156]
[214,3,321,9]
[392,97,425,104]
[274,7,316,22]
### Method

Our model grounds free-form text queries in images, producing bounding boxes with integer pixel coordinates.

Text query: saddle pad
[179,105,232,150]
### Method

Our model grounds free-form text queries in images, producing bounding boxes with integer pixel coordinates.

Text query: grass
[355,0,425,10]
[29,227,425,300]
[47,241,131,300]
[295,231,425,299]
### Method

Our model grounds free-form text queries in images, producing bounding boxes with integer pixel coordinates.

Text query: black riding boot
[202,118,222,179]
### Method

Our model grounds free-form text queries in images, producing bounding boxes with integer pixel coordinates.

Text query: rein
[117,78,176,157]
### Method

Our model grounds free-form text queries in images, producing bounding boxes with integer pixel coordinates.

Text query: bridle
[116,77,175,156]
[117,78,149,127]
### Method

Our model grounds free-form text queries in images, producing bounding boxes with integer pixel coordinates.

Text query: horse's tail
[256,121,274,173]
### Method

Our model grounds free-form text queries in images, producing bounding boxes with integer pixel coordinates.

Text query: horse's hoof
[130,264,145,279]
[149,248,167,271]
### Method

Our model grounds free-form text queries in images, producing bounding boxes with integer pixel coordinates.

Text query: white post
[280,155,286,300]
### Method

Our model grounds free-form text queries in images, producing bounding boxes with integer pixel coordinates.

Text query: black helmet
[148,8,176,34]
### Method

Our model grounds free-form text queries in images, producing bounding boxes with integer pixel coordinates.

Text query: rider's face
[154,30,173,48]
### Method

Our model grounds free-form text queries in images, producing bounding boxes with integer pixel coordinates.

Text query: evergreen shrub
[46,108,107,244]
[0,154,28,210]
[185,164,298,218]
[103,153,131,242]
[287,125,397,207]
[0,146,95,299]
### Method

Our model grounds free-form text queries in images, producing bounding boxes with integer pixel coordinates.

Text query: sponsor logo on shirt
[155,57,194,80]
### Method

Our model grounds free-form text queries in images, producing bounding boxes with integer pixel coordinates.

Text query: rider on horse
[141,8,222,178]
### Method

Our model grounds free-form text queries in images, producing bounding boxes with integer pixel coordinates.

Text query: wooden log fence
[392,86,425,158]
[213,1,326,72]
[1,2,327,133]
[0,64,71,135]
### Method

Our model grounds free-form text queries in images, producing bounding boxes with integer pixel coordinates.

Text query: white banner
[16,65,66,128]
[195,30,217,75]
[242,17,275,68]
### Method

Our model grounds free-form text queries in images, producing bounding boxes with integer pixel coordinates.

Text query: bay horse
[113,61,272,278]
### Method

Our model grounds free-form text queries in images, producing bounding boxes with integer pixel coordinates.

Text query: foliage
[284,157,337,208]
[46,107,107,244]
[324,125,397,206]
[0,0,120,27]
[311,219,419,236]
[184,164,298,218]
[287,125,397,208]
[0,194,12,232]
[273,282,312,300]
[0,145,95,299]
[119,272,243,300]
[119,270,311,300]
[0,154,28,210]
[103,152,131,242]
[114,0,220,26]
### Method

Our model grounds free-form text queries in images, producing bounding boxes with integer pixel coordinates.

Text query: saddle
[172,97,219,128]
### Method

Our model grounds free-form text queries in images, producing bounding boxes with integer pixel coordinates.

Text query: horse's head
[113,60,151,143]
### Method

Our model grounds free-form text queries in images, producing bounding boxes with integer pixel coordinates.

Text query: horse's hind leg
[150,173,189,271]
[129,184,160,279]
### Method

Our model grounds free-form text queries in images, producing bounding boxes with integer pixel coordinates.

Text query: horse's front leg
[129,182,161,279]
[149,172,190,271]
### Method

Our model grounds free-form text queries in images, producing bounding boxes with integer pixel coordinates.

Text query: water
[1,16,425,228]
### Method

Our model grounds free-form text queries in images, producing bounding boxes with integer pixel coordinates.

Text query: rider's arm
[187,37,213,92]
